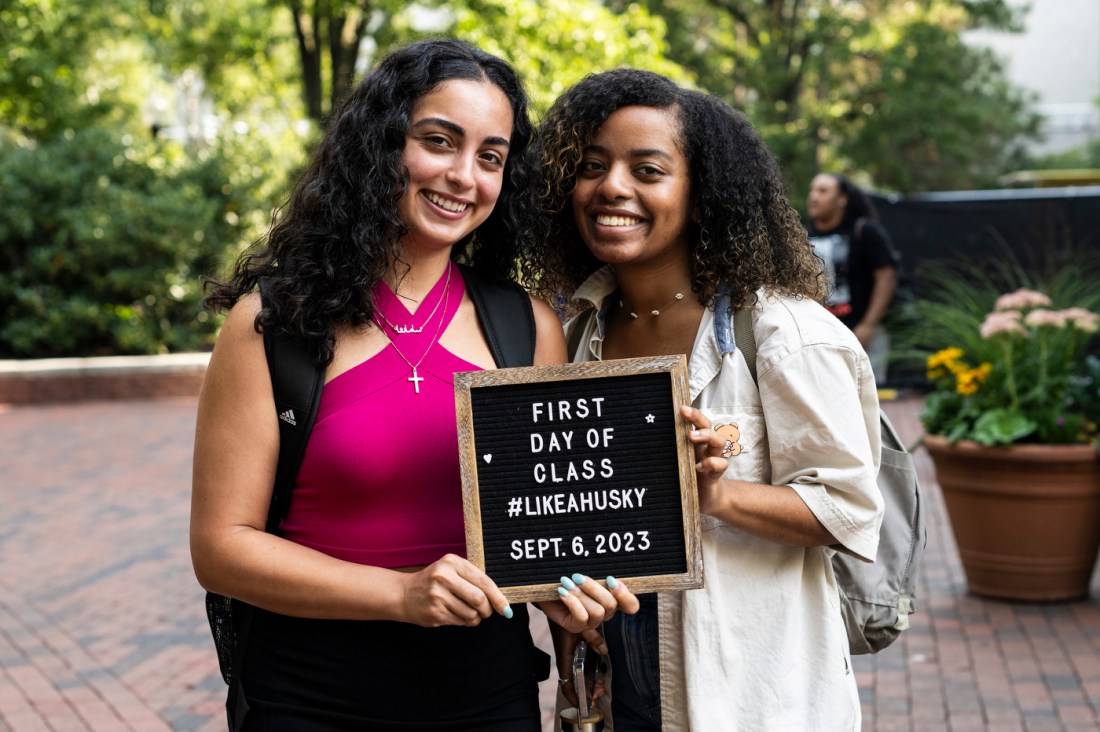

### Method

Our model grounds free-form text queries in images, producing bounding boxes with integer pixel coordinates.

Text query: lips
[424,191,470,213]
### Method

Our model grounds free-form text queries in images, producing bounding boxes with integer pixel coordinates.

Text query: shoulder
[200,292,273,411]
[217,292,264,345]
[751,291,863,364]
[531,295,567,365]
[855,217,892,246]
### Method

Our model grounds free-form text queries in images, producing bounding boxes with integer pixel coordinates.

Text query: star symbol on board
[645,414,655,423]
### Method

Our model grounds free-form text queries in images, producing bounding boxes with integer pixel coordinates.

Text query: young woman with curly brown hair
[528,69,884,731]
[191,39,636,731]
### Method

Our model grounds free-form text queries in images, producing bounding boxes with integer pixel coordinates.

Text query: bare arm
[853,266,897,347]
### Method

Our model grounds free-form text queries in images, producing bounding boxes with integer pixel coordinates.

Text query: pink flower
[1060,307,1100,333]
[994,288,1053,311]
[1024,309,1068,328]
[980,310,1026,338]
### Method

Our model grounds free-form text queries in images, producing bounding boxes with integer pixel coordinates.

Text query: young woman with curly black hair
[528,69,884,731]
[191,39,637,731]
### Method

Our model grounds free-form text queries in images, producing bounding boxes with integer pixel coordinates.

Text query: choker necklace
[374,269,452,394]
[375,264,452,334]
[619,290,687,319]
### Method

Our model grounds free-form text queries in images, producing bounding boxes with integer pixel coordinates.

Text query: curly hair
[524,68,824,315]
[204,38,538,364]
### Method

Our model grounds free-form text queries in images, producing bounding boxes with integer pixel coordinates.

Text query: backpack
[203,264,537,727]
[732,307,926,655]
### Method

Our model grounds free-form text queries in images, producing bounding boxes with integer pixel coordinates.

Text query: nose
[445,152,476,189]
[596,163,632,200]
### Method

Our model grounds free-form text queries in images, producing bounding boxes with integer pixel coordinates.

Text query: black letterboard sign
[454,355,703,603]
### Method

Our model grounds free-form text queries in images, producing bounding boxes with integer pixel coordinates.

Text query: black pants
[235,606,547,731]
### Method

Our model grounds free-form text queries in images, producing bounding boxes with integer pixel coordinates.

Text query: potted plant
[913,260,1100,601]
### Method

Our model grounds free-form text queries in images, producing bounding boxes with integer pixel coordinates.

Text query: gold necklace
[375,265,452,334]
[619,290,687,319]
[374,267,452,394]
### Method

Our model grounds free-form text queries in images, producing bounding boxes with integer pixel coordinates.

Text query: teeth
[426,192,468,212]
[596,215,641,227]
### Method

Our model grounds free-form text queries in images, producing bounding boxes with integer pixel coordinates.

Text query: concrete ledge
[0,353,210,405]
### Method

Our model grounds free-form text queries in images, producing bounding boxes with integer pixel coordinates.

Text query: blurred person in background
[806,173,898,384]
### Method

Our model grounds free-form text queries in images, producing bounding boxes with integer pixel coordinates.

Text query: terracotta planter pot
[924,435,1100,601]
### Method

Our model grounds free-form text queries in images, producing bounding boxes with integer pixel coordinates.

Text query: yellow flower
[954,364,990,396]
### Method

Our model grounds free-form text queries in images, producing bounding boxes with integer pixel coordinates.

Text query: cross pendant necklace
[374,265,452,394]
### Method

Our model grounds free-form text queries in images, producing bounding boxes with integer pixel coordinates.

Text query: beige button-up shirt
[569,266,884,731]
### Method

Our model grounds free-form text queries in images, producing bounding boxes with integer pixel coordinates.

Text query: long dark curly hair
[524,68,824,314]
[204,38,537,364]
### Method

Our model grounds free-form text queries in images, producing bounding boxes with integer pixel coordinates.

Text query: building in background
[966,0,1100,156]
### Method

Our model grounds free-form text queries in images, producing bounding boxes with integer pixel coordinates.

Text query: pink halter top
[280,263,480,568]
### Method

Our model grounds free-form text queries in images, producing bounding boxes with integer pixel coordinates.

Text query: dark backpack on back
[204,264,536,726]
[732,307,926,654]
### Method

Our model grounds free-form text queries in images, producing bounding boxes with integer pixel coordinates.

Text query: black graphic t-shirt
[807,218,897,329]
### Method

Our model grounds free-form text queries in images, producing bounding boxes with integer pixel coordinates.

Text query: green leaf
[971,408,1036,446]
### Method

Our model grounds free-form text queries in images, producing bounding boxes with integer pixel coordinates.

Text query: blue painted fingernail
[560,576,576,590]
[557,586,570,597]
[606,576,619,589]
[572,573,587,585]
[502,605,513,619]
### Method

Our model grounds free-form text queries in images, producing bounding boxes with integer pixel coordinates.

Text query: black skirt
[239,605,547,731]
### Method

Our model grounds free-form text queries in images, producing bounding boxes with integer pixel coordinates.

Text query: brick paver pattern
[1,396,1098,731]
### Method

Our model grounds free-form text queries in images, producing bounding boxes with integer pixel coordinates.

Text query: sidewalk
[0,394,1098,731]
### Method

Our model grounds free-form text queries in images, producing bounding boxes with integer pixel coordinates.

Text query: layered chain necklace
[374,264,452,334]
[373,264,453,394]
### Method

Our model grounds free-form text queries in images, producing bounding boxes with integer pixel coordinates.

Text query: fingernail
[560,576,576,590]
[571,573,587,585]
[557,586,570,597]
[502,605,513,619]
[606,576,619,589]
[691,430,702,438]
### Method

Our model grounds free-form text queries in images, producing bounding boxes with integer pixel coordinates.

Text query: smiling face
[395,78,514,255]
[571,105,694,271]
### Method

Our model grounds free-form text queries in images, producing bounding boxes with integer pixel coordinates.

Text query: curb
[0,353,210,405]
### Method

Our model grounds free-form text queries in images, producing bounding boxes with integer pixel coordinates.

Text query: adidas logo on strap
[278,409,297,426]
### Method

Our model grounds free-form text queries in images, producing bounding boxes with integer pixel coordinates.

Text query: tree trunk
[329,11,367,115]
[289,1,324,121]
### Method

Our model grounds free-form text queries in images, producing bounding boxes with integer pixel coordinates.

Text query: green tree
[625,0,1039,197]
[0,0,150,139]
[447,0,690,114]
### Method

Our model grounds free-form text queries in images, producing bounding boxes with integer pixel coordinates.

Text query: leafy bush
[0,127,286,357]
[893,251,1100,445]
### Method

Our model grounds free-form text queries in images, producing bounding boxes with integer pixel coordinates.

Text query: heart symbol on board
[483,454,493,464]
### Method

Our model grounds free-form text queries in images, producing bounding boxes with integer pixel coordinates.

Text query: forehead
[410,79,513,138]
[592,105,684,151]
[812,174,841,192]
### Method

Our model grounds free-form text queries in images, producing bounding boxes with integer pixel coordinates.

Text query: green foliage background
[0,0,1077,358]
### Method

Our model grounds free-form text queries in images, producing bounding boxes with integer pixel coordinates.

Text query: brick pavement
[0,394,1098,731]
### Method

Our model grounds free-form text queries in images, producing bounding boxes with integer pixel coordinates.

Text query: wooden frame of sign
[455,355,703,603]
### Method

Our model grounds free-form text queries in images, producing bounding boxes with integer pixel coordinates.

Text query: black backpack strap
[224,320,326,729]
[458,263,536,368]
[262,328,327,532]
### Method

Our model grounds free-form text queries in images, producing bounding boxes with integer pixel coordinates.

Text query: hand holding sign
[455,355,703,602]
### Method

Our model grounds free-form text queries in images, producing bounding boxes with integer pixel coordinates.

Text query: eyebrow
[583,144,674,162]
[412,117,510,148]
